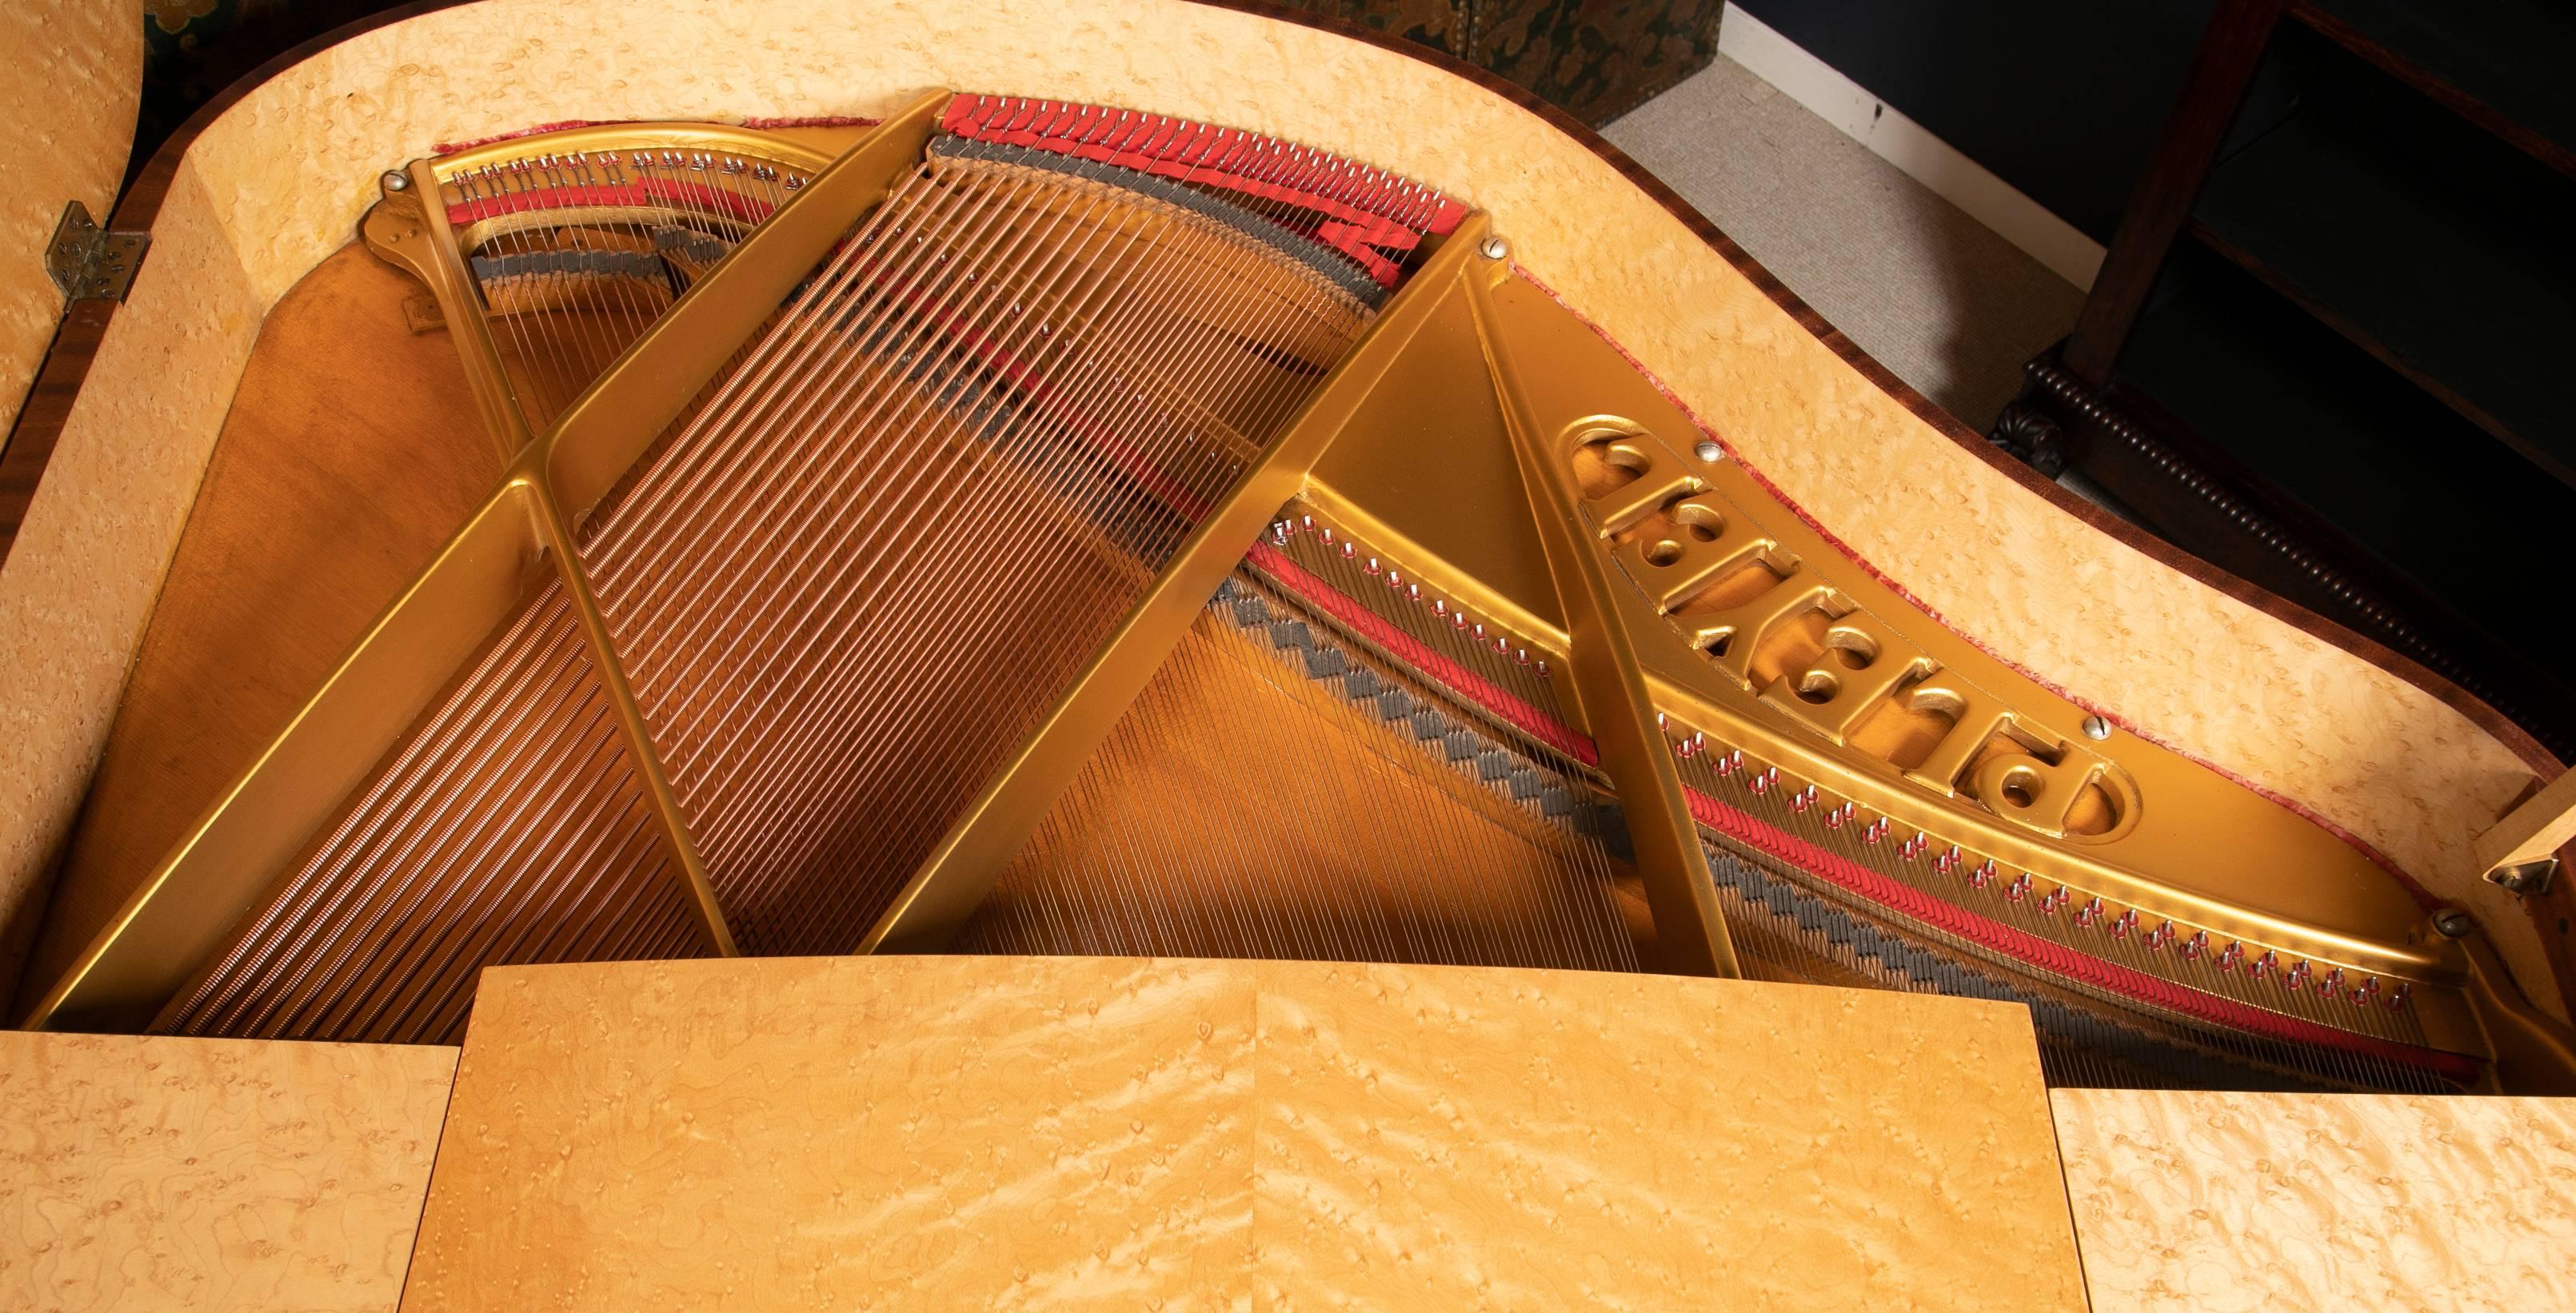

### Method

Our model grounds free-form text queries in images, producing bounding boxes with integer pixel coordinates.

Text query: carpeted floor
[1607,54,2085,431]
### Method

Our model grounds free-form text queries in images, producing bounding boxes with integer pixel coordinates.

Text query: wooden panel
[0,1032,454,1312]
[2054,1086,2576,1311]
[0,162,266,1008]
[1254,962,2088,1308]
[18,242,496,1007]
[0,1,136,433]
[2,0,2561,1024]
[406,956,1258,1308]
[403,956,2085,1309]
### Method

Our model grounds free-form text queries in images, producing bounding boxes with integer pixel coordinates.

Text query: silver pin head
[1693,439,1723,463]
[2082,714,2111,740]
[1477,234,1508,261]
[380,170,411,194]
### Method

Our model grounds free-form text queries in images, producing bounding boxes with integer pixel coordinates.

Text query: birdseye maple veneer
[5,0,2576,1131]
[5,959,2569,1311]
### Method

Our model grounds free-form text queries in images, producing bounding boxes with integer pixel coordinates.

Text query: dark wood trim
[2062,0,2290,385]
[0,302,114,558]
[2290,0,2576,183]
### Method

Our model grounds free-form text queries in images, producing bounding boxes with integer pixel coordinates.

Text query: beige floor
[1608,54,2085,431]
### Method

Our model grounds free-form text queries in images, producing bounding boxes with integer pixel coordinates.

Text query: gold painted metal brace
[24,95,2576,1092]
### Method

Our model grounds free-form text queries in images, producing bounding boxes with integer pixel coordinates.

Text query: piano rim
[2,0,2569,1048]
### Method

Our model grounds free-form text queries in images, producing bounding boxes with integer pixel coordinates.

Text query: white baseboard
[1715,3,2106,290]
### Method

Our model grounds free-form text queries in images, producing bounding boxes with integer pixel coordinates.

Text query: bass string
[717,162,1369,945]
[669,164,1370,921]
[169,587,705,1044]
[579,154,1370,947]
[240,615,651,1040]
[587,158,1180,932]
[158,587,580,1036]
[203,605,595,1036]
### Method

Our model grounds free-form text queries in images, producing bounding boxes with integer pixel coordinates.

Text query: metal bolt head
[2432,908,2475,939]
[1693,439,1723,463]
[380,170,411,193]
[2485,857,2559,896]
[2081,714,2111,741]
[1477,234,1508,261]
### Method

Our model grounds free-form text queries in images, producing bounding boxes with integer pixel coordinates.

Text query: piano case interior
[2,0,2574,1099]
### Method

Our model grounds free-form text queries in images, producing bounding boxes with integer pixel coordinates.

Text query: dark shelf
[2119,245,2576,724]
[2293,0,2576,178]
[2190,80,2576,492]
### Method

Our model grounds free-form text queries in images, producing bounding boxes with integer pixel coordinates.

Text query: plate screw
[1477,234,1508,260]
[2432,909,2474,939]
[2081,714,2111,740]
[1694,439,1723,462]
[381,170,411,193]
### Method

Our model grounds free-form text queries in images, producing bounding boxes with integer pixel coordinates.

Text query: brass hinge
[46,201,150,302]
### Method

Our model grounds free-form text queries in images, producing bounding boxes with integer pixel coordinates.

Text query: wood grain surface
[2054,1086,2576,1311]
[14,243,494,1012]
[0,1,136,435]
[402,956,2085,1310]
[0,0,2558,1035]
[0,1032,454,1312]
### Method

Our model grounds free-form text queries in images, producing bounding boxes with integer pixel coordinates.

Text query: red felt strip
[941,94,1463,287]
[1247,549,2480,1084]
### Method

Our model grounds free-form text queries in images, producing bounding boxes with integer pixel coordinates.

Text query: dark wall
[1734,0,2219,242]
